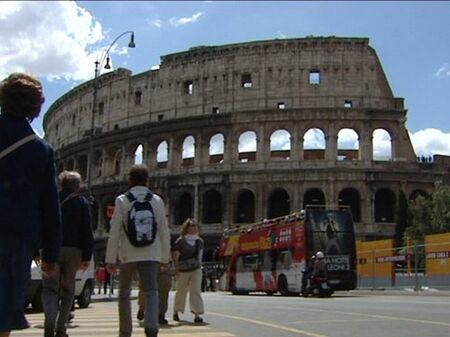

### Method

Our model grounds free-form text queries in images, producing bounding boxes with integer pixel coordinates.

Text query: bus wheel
[277,275,289,296]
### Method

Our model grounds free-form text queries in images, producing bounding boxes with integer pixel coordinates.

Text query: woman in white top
[172,218,205,323]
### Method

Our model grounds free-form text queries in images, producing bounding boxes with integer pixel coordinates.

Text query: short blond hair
[0,73,44,121]
[58,170,82,192]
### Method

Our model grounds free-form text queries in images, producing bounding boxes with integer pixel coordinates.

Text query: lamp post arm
[95,30,134,79]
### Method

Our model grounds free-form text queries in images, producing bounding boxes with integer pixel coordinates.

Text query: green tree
[395,190,412,247]
[405,186,450,244]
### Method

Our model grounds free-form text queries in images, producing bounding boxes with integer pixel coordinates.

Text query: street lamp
[86,30,136,196]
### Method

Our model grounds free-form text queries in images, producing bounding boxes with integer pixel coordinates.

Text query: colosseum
[43,36,450,260]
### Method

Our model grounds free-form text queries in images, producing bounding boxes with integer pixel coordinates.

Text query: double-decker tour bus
[217,206,357,295]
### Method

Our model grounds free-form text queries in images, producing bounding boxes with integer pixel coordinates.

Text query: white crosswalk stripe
[12,301,235,337]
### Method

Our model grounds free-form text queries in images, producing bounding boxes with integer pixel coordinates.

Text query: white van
[25,258,95,311]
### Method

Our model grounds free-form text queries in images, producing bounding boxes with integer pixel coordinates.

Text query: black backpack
[124,191,157,247]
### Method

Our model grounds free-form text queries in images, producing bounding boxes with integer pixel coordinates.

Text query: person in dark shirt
[41,171,93,337]
[0,73,61,337]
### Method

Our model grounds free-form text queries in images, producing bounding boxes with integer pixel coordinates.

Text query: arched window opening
[157,141,168,168]
[66,159,74,171]
[270,129,291,160]
[373,128,392,161]
[94,150,103,177]
[77,155,88,180]
[337,128,359,161]
[409,189,429,201]
[303,128,325,160]
[209,133,224,164]
[114,150,122,175]
[238,131,257,162]
[236,189,255,223]
[182,135,195,166]
[174,192,194,226]
[338,188,361,222]
[303,188,326,208]
[268,188,290,218]
[375,188,396,222]
[134,144,143,165]
[202,189,222,224]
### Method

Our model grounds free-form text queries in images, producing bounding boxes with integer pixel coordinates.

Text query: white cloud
[435,64,450,78]
[337,128,359,149]
[148,18,162,28]
[270,130,291,150]
[303,128,325,149]
[0,1,105,82]
[277,31,287,39]
[169,12,205,27]
[410,128,450,157]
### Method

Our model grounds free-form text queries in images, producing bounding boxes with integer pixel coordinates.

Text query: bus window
[242,253,262,271]
[276,249,292,269]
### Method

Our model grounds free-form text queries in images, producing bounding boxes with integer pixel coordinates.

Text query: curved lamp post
[86,31,136,196]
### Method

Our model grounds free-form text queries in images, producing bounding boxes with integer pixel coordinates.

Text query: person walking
[137,260,173,326]
[0,73,61,337]
[105,165,170,337]
[95,263,107,294]
[172,219,205,324]
[42,170,94,337]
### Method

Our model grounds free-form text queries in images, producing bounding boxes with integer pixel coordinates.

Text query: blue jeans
[119,261,159,337]
[42,247,81,337]
[0,237,33,332]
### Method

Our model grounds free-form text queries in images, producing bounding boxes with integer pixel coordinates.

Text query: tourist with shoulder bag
[172,219,205,324]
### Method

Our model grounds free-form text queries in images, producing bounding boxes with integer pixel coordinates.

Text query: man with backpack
[105,165,170,337]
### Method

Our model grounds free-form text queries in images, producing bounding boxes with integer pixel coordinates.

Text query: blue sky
[1,1,449,156]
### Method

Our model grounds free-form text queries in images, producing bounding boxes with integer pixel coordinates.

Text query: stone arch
[76,154,88,180]
[94,150,103,177]
[409,189,429,201]
[202,189,223,224]
[375,188,396,222]
[66,158,74,171]
[268,188,290,218]
[373,128,393,161]
[236,189,255,223]
[303,128,325,160]
[337,128,359,160]
[209,133,224,164]
[133,143,144,165]
[238,130,257,162]
[113,149,122,175]
[303,188,326,208]
[270,129,291,160]
[338,188,361,222]
[174,192,194,226]
[182,135,195,166]
[57,163,64,175]
[157,140,169,167]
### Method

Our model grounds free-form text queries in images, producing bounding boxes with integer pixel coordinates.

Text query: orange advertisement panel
[357,239,394,278]
[425,232,450,276]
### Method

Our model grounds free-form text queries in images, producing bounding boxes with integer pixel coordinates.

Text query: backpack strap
[0,134,37,160]
[125,191,136,203]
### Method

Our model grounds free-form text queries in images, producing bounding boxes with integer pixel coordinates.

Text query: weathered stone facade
[44,37,450,259]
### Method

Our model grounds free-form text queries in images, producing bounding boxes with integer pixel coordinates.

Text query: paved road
[14,291,450,337]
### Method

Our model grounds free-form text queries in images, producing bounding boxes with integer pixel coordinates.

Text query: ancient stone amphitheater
[44,36,450,259]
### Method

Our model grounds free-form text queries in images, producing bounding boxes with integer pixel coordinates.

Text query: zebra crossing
[13,301,235,337]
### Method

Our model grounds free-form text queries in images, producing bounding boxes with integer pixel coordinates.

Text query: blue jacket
[0,114,61,263]
[59,190,93,261]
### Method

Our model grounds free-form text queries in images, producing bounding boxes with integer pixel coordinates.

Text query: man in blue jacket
[0,73,61,337]
[42,171,94,337]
